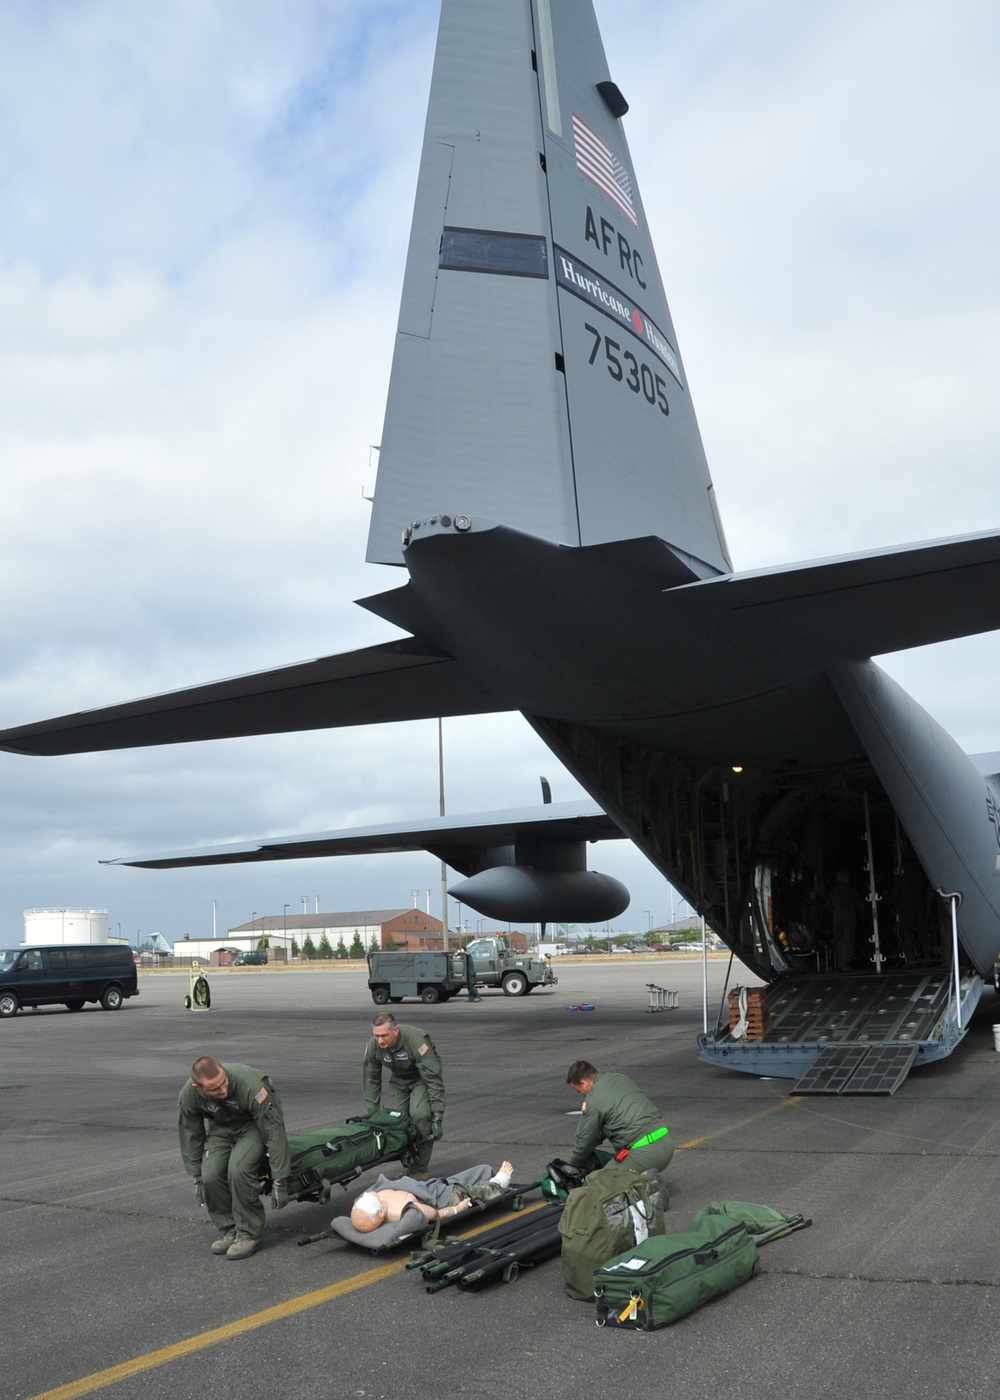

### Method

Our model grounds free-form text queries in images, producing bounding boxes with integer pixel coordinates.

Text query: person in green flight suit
[566,1059,672,1175]
[178,1055,292,1260]
[362,1013,445,1179]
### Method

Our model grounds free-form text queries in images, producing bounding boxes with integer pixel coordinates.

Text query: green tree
[256,935,270,950]
[291,938,299,957]
[336,935,348,960]
[349,932,366,959]
[317,933,333,959]
[302,935,316,958]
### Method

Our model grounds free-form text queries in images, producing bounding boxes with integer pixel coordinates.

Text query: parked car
[234,949,268,966]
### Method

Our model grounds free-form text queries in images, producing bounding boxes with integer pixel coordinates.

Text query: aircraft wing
[0,636,504,757]
[100,800,625,870]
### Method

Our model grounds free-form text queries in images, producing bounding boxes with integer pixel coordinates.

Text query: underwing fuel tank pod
[3,0,1000,1093]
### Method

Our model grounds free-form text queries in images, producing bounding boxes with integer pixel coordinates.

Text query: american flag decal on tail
[572,113,637,227]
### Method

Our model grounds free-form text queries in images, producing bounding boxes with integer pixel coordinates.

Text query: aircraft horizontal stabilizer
[100,800,624,870]
[0,637,503,757]
[708,528,1000,658]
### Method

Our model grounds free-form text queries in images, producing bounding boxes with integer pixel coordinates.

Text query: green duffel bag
[689,1199,809,1245]
[594,1218,758,1330]
[259,1111,421,1204]
[559,1164,668,1301]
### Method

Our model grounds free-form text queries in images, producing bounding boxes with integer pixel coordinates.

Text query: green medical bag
[594,1218,758,1329]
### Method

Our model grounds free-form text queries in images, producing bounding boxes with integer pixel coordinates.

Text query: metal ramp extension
[790,1044,919,1096]
[697,971,978,1088]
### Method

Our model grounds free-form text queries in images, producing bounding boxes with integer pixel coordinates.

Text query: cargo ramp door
[696,971,982,1094]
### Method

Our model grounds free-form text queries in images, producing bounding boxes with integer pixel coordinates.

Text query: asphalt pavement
[3,957,999,1400]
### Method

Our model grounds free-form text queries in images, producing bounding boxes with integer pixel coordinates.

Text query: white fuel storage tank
[22,908,109,946]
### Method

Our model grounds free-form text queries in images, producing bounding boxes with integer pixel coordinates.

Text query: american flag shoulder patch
[417,1042,429,1056]
[255,1086,269,1103]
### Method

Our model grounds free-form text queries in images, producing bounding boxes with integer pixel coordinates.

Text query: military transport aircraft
[3,0,1000,1093]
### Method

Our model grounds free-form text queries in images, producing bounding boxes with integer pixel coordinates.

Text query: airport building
[177,907,447,965]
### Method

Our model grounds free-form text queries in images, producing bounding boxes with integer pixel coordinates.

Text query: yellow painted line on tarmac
[28,1258,403,1400]
[678,1094,802,1150]
[28,1202,548,1400]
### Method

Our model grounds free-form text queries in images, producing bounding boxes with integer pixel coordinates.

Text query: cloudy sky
[1,0,998,945]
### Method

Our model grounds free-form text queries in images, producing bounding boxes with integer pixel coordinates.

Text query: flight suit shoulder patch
[255,1086,269,1104]
[417,1042,429,1056]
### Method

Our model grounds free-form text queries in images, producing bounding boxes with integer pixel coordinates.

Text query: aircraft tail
[366,0,731,577]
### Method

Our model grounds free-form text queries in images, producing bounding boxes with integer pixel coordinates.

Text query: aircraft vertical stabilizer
[366,0,731,576]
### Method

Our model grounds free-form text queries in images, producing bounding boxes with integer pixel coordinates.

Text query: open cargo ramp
[697,971,982,1094]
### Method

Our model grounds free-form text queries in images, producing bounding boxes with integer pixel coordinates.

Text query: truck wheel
[420,985,442,1004]
[502,972,528,997]
[389,996,403,1003]
[65,1000,85,1011]
[371,986,390,1005]
[101,985,124,1011]
[0,991,19,1018]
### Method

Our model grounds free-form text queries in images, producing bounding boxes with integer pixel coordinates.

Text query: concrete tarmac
[3,958,999,1400]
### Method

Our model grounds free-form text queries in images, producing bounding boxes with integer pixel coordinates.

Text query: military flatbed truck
[367,936,557,1004]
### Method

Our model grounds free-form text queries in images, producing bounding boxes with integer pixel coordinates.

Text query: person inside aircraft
[891,859,932,966]
[826,870,866,971]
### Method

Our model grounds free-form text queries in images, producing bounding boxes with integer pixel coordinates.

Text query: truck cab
[464,937,556,996]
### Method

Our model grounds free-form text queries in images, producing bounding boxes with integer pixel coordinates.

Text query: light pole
[252,912,257,948]
[301,896,308,913]
[283,904,289,957]
[438,718,449,951]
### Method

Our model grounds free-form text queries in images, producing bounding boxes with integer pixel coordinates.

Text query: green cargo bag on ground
[259,1111,421,1204]
[593,1218,758,1329]
[559,1164,668,1300]
[689,1199,809,1245]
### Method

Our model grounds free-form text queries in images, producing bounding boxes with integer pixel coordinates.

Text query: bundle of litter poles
[407,1198,564,1291]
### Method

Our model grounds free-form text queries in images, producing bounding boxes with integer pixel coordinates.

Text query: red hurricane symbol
[632,310,644,333]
